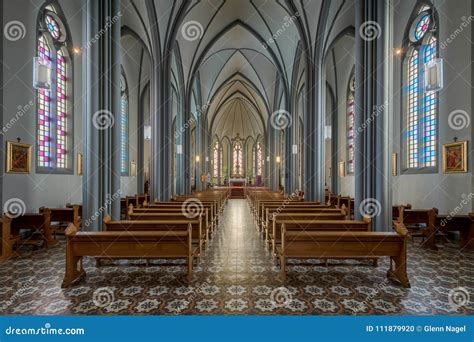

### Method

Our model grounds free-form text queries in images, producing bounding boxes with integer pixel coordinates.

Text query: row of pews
[246,188,411,287]
[61,189,230,287]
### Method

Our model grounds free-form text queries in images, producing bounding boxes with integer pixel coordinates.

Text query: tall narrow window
[255,141,263,176]
[120,73,129,175]
[36,6,72,172]
[232,135,243,176]
[212,141,221,178]
[403,8,438,171]
[346,73,355,174]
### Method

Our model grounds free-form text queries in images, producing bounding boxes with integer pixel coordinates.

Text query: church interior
[1,0,473,316]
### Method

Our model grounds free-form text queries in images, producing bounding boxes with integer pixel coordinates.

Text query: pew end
[65,223,78,236]
[103,215,112,225]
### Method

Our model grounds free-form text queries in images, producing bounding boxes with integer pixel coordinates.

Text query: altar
[229,178,246,198]
[229,178,246,187]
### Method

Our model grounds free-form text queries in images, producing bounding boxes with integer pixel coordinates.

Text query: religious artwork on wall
[442,141,467,173]
[6,141,32,174]
[130,161,137,176]
[77,153,83,176]
[338,161,345,177]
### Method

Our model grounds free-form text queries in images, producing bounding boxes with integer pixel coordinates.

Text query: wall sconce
[196,155,200,163]
[276,156,281,163]
[73,47,81,55]
[144,125,151,140]
[393,48,404,56]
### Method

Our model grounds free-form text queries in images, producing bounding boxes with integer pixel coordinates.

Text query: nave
[1,199,473,315]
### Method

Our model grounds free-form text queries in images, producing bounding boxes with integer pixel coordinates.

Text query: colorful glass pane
[45,14,61,40]
[37,35,52,168]
[56,50,67,168]
[256,142,263,176]
[121,94,129,174]
[213,142,220,178]
[422,36,437,167]
[347,86,355,174]
[407,50,419,168]
[232,141,243,176]
[414,14,430,41]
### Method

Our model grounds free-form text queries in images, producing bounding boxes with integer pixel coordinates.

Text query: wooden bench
[0,217,14,261]
[398,207,438,250]
[271,216,371,258]
[436,213,474,250]
[9,209,56,251]
[104,217,203,255]
[277,221,410,287]
[40,206,80,238]
[62,222,196,287]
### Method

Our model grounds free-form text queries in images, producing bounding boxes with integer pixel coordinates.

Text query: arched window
[36,5,72,172]
[346,72,355,174]
[120,72,129,175]
[232,135,243,177]
[255,141,263,176]
[403,6,438,171]
[212,141,222,178]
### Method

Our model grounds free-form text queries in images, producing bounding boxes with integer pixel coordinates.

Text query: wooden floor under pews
[1,193,473,315]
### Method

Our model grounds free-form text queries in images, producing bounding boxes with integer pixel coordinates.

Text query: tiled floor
[1,199,473,315]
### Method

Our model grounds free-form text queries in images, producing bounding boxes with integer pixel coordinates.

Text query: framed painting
[6,141,32,173]
[130,161,137,176]
[442,141,468,173]
[338,161,345,177]
[77,153,83,176]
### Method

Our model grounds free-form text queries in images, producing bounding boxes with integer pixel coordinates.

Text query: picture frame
[442,141,468,173]
[392,153,398,176]
[6,141,32,173]
[338,161,345,177]
[77,153,83,176]
[130,161,137,176]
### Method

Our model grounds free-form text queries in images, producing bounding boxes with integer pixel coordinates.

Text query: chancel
[1,0,473,317]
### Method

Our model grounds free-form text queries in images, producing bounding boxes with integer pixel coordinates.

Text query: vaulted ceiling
[121,0,355,140]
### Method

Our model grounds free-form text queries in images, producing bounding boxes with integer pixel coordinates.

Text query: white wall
[391,0,473,213]
[2,0,83,211]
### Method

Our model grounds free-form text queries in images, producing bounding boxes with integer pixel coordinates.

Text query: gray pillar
[83,0,121,230]
[354,0,390,231]
[175,94,184,195]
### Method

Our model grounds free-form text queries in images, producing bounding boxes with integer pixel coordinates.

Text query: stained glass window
[120,74,129,175]
[255,142,263,176]
[347,74,355,174]
[213,141,221,178]
[37,8,71,171]
[404,9,438,170]
[232,138,243,176]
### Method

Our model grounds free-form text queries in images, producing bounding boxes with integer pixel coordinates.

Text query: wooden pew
[436,213,474,250]
[40,206,80,238]
[392,204,412,222]
[0,217,14,261]
[398,207,438,250]
[277,221,410,287]
[271,216,371,258]
[125,212,206,251]
[62,223,196,287]
[9,209,56,250]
